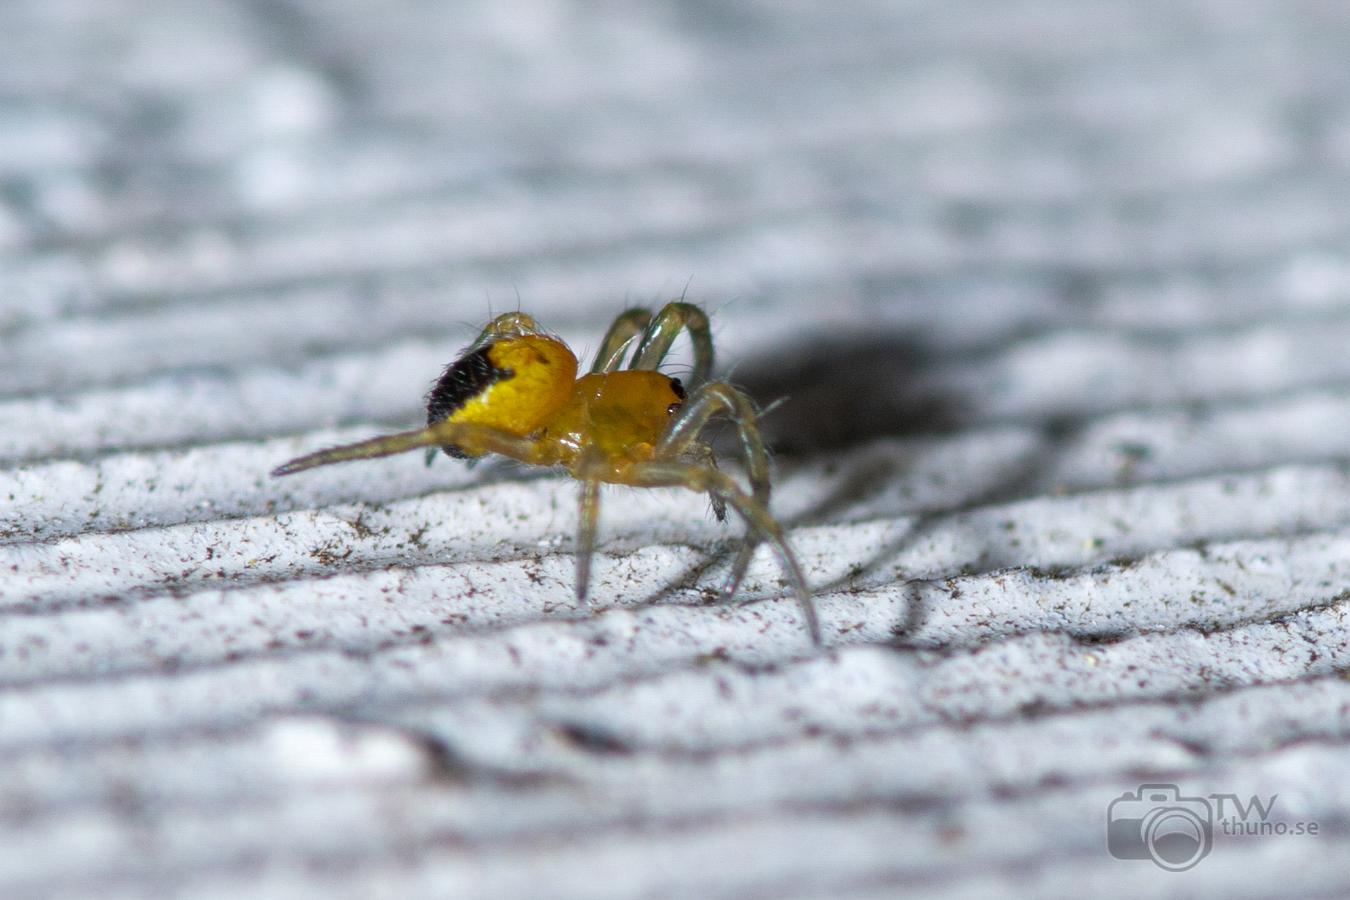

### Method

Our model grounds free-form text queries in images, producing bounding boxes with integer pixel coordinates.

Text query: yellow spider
[272,302,820,644]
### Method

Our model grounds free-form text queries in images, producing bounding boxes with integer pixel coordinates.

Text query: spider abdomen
[426,334,577,457]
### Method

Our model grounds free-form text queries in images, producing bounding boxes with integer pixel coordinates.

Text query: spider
[271,302,821,644]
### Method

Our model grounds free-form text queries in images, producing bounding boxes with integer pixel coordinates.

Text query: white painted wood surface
[4,1,1350,896]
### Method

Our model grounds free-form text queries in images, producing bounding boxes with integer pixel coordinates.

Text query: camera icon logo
[1107,784,1213,871]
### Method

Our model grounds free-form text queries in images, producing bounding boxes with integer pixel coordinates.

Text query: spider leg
[630,301,713,388]
[590,308,653,374]
[624,460,820,645]
[271,420,553,476]
[468,311,542,350]
[692,443,727,522]
[573,450,608,602]
[659,381,771,600]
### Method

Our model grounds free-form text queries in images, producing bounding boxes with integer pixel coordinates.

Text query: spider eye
[666,402,681,416]
[668,377,686,400]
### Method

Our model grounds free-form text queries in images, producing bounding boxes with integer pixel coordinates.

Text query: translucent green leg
[626,460,820,646]
[272,420,553,476]
[573,450,608,602]
[657,381,771,602]
[467,311,541,350]
[692,443,727,522]
[590,308,653,373]
[631,302,714,388]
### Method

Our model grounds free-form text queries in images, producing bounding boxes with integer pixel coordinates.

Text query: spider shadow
[728,332,972,454]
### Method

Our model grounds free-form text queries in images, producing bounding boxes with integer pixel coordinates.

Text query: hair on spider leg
[754,394,791,421]
[272,301,824,646]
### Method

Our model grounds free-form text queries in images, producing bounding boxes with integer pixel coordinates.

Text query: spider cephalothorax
[272,302,820,643]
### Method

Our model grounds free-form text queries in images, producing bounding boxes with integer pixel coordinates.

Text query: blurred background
[7,0,1350,451]
[7,2,1350,454]
[5,1,1350,897]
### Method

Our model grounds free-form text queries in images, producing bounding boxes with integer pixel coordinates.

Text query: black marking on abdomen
[425,343,514,458]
